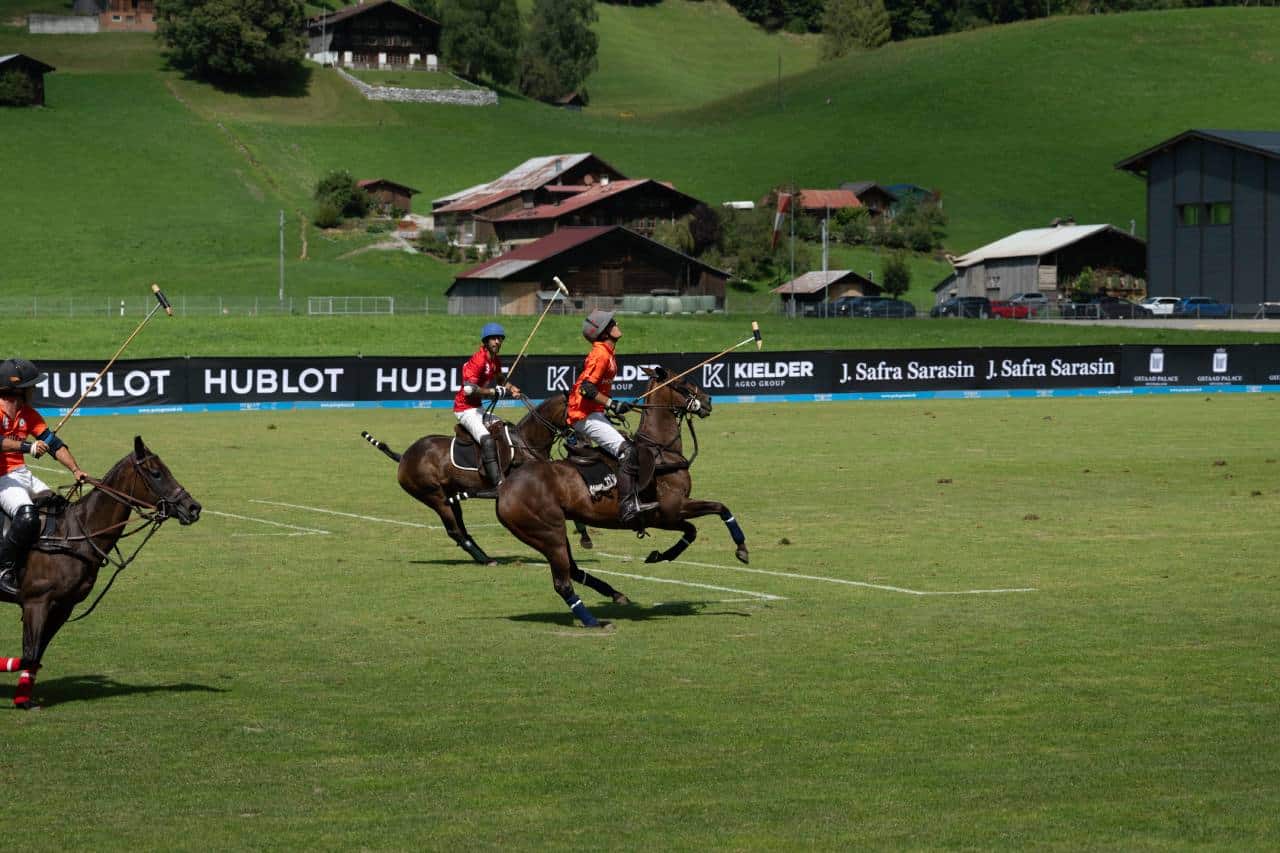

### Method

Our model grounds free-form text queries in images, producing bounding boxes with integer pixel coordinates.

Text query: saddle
[0,493,68,544]
[563,443,659,502]
[449,423,515,473]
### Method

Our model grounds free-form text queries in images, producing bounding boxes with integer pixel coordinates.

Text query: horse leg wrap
[14,668,37,707]
[1,657,22,673]
[570,566,618,600]
[457,537,490,564]
[719,509,746,545]
[559,589,599,628]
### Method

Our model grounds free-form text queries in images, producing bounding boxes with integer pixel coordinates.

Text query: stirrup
[0,570,19,598]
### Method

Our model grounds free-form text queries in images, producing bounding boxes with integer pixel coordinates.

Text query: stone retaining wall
[29,13,99,34]
[335,67,497,106]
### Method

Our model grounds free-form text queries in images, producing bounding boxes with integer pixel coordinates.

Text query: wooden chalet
[487,179,703,245]
[447,226,728,316]
[795,189,862,217]
[772,270,880,311]
[839,181,898,218]
[307,0,441,70]
[432,153,628,246]
[358,178,419,214]
[0,54,55,106]
[75,0,156,32]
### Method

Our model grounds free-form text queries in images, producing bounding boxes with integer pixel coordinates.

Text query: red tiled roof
[459,227,615,278]
[309,0,438,28]
[798,189,861,210]
[487,180,646,222]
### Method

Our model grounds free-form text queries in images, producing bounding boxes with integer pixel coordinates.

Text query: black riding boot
[479,435,504,488]
[616,461,658,526]
[0,505,40,598]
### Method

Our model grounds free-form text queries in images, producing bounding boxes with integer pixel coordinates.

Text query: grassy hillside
[3,7,1280,311]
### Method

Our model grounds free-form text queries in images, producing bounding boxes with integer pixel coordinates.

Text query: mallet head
[151,283,174,317]
[552,276,569,295]
[752,321,763,351]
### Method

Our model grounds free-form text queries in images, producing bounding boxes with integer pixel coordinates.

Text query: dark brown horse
[363,394,591,565]
[495,367,749,628]
[1,436,201,709]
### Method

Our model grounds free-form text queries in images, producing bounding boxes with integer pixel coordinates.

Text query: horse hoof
[485,560,498,567]
[612,593,632,606]
[644,550,663,564]
[13,700,38,711]
[736,547,749,565]
[579,536,594,550]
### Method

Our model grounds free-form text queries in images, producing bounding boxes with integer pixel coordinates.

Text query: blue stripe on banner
[46,385,1280,419]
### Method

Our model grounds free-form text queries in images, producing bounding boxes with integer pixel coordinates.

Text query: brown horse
[495,367,749,628]
[363,394,592,565]
[1,436,201,709]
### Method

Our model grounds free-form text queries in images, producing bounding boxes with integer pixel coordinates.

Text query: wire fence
[0,296,438,318]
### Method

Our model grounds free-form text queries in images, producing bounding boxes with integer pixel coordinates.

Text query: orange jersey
[568,341,617,424]
[0,404,48,475]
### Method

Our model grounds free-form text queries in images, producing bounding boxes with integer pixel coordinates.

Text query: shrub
[881,251,911,298]
[313,200,342,229]
[0,70,36,107]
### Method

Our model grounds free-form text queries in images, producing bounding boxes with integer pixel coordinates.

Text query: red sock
[0,658,21,673]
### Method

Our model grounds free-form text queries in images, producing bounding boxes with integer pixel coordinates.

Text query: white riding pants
[571,413,626,458]
[0,466,49,518]
[455,407,501,444]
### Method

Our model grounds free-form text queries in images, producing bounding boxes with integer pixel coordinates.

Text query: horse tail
[360,430,402,463]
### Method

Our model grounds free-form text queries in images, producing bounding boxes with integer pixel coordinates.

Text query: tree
[441,0,522,85]
[155,0,307,87]
[314,170,370,223]
[652,219,695,255]
[881,252,911,298]
[0,70,36,107]
[519,0,598,100]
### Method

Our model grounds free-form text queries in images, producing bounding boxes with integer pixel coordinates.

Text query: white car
[1008,292,1049,305]
[1140,296,1180,316]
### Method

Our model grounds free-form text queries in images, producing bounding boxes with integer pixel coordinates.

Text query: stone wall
[335,67,497,106]
[29,14,100,34]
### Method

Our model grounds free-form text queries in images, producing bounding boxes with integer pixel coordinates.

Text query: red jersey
[568,341,617,424]
[1,404,47,475]
[452,347,503,412]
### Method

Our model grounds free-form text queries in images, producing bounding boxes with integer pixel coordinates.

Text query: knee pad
[10,505,39,544]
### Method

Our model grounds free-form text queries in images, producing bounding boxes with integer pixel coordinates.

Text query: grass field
[6,8,1280,305]
[11,313,1280,359]
[7,394,1279,847]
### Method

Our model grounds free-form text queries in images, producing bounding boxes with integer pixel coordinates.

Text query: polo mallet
[637,321,762,401]
[505,275,570,384]
[53,284,174,433]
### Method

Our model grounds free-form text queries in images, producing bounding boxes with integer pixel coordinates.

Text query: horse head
[641,367,713,419]
[116,436,202,525]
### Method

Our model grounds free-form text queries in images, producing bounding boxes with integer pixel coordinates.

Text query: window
[1209,202,1232,226]
[1178,204,1200,227]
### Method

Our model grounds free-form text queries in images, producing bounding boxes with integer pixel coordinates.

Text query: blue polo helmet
[480,322,506,341]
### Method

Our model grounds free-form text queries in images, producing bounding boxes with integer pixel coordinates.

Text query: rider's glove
[608,399,634,415]
[493,385,508,400]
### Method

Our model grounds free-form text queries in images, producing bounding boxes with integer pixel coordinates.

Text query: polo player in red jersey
[0,358,88,597]
[567,310,657,526]
[454,323,521,487]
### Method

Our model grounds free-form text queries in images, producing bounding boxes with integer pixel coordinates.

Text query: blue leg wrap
[719,509,746,545]
[559,590,599,627]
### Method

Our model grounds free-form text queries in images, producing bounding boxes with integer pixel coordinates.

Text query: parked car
[829,295,890,317]
[989,300,1030,319]
[1139,296,1181,316]
[930,296,991,318]
[860,299,916,318]
[1007,292,1049,306]
[1061,295,1153,319]
[1173,296,1231,318]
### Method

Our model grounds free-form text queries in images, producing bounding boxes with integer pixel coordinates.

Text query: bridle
[510,394,574,462]
[48,452,192,622]
[624,382,707,467]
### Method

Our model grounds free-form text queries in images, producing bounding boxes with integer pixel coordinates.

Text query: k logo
[547,366,573,392]
[702,363,726,389]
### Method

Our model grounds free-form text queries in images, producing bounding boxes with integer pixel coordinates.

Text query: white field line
[587,568,785,602]
[248,499,502,530]
[596,551,1036,597]
[204,509,330,536]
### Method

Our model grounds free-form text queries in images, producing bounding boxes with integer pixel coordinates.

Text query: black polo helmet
[0,358,45,394]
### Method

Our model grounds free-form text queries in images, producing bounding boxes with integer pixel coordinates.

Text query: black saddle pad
[572,457,619,500]
[0,496,65,541]
[450,425,512,471]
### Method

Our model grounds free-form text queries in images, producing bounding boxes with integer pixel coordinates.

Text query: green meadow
[5,7,1280,312]
[6,395,1279,848]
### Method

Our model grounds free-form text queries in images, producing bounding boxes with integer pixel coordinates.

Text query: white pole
[821,217,829,317]
[278,209,285,306]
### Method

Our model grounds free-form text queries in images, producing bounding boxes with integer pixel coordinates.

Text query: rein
[41,456,184,622]
[628,396,702,468]
[510,395,573,463]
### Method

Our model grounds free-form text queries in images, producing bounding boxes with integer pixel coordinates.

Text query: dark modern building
[1117,129,1280,306]
[0,54,54,106]
[306,0,441,70]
